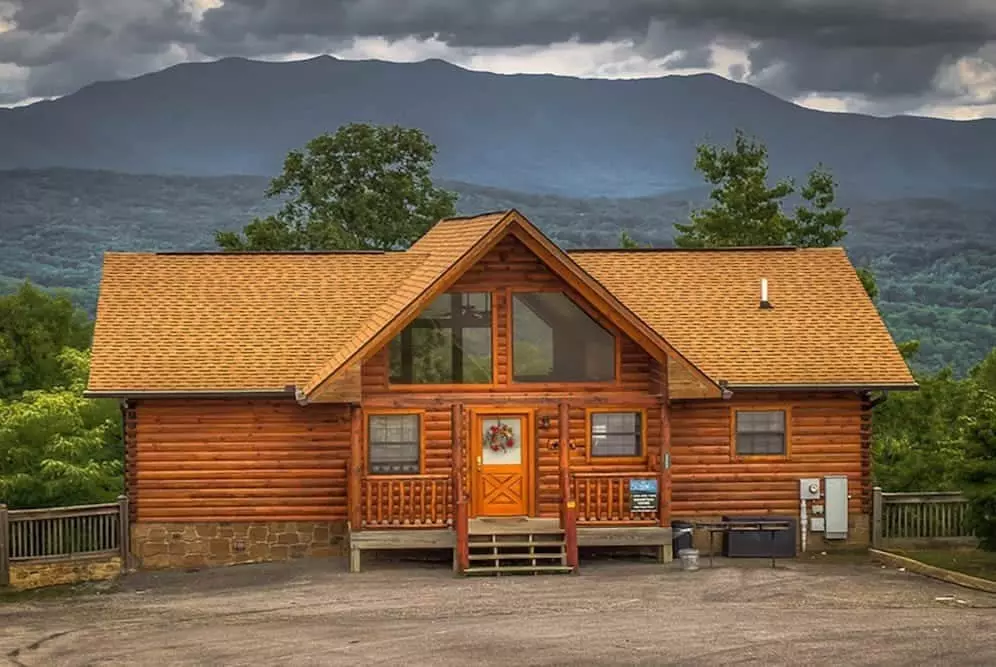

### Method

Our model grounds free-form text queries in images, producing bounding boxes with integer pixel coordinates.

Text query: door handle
[476,455,482,471]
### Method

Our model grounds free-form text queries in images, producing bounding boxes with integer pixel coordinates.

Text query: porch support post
[559,401,579,571]
[452,403,469,574]
[659,356,672,530]
[348,405,363,573]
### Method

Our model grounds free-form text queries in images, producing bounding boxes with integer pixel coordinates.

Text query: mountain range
[4,56,996,198]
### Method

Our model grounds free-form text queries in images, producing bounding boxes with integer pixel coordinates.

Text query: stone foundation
[684,513,871,554]
[131,521,348,570]
[8,556,122,591]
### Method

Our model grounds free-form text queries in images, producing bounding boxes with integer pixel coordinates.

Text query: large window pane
[389,292,492,384]
[512,292,615,383]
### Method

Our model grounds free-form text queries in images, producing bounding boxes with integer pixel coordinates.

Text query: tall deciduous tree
[0,281,92,399]
[216,124,457,251]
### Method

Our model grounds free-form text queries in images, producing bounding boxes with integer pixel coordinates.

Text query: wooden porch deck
[348,519,673,573]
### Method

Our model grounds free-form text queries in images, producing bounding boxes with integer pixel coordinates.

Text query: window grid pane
[735,410,786,456]
[591,412,642,457]
[389,292,492,384]
[369,415,420,474]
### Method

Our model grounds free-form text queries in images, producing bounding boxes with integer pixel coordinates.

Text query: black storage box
[721,516,797,558]
[671,520,694,558]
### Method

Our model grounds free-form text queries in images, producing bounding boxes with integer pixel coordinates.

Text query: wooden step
[468,540,565,549]
[468,551,565,561]
[464,564,574,576]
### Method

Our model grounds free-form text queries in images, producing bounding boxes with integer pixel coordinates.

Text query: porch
[347,402,674,574]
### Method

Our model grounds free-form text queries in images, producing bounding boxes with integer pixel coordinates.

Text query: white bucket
[678,548,700,571]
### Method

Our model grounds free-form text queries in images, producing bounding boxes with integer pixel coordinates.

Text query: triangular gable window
[512,291,615,383]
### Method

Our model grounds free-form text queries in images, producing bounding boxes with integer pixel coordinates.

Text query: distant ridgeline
[1,168,994,374]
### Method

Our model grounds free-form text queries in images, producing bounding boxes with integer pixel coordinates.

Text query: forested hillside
[1,168,993,373]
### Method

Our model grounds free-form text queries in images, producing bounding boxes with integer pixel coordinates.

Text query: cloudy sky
[2,0,996,119]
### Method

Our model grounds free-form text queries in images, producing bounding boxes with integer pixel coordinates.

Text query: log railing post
[0,504,9,587]
[117,494,130,572]
[349,406,363,532]
[558,402,579,571]
[452,403,469,573]
[658,356,672,529]
[871,486,883,548]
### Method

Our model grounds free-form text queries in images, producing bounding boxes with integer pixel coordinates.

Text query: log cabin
[86,210,916,574]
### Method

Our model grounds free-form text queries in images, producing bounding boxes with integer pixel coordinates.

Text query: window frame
[508,287,620,387]
[730,406,792,460]
[387,291,497,388]
[585,407,648,463]
[365,410,426,476]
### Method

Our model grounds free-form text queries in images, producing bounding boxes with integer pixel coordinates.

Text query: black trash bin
[671,520,694,559]
[721,516,797,558]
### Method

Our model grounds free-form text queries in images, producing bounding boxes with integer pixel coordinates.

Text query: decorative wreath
[485,422,516,453]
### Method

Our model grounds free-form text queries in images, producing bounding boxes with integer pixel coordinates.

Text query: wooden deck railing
[361,475,453,528]
[872,487,974,547]
[572,472,659,525]
[1,498,129,586]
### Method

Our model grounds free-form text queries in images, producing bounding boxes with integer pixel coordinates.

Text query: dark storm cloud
[1,0,996,108]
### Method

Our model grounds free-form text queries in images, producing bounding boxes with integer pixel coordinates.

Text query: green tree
[872,368,982,492]
[0,281,92,399]
[961,392,996,549]
[674,129,874,300]
[0,348,122,508]
[971,348,996,393]
[216,124,457,251]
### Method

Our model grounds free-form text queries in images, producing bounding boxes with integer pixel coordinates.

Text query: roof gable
[302,210,719,400]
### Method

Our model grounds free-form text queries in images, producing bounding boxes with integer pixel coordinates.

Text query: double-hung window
[368,414,421,474]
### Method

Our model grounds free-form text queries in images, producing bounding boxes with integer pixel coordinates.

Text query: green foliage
[873,368,979,491]
[0,349,123,509]
[0,282,92,399]
[618,230,650,249]
[971,348,996,393]
[674,130,846,249]
[960,392,996,549]
[216,124,457,251]
[856,267,879,302]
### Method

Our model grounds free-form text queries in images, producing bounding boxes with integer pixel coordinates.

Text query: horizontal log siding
[132,399,351,522]
[671,392,867,518]
[362,234,653,395]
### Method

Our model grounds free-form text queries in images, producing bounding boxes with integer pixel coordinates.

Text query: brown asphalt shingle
[87,213,914,393]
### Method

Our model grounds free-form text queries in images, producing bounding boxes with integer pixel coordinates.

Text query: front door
[471,411,532,517]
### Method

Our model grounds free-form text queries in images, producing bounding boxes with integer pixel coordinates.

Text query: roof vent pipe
[760,278,773,309]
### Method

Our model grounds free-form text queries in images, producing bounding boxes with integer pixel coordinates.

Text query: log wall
[131,399,351,522]
[670,392,868,518]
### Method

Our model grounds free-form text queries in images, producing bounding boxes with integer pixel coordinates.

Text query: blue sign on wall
[630,478,659,512]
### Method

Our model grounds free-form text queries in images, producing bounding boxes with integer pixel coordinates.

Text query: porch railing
[572,472,660,525]
[361,475,453,528]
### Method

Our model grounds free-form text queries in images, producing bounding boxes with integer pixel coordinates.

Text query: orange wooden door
[472,412,531,517]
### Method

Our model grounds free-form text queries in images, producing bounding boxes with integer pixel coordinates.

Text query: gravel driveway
[2,555,995,666]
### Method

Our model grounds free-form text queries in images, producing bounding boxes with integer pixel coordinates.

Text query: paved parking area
[2,555,996,666]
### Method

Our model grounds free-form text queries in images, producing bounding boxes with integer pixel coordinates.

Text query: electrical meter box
[799,478,821,500]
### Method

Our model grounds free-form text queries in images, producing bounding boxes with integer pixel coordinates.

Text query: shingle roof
[572,246,914,387]
[87,212,914,395]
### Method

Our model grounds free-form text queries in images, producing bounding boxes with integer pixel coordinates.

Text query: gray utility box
[722,516,798,558]
[823,476,849,539]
